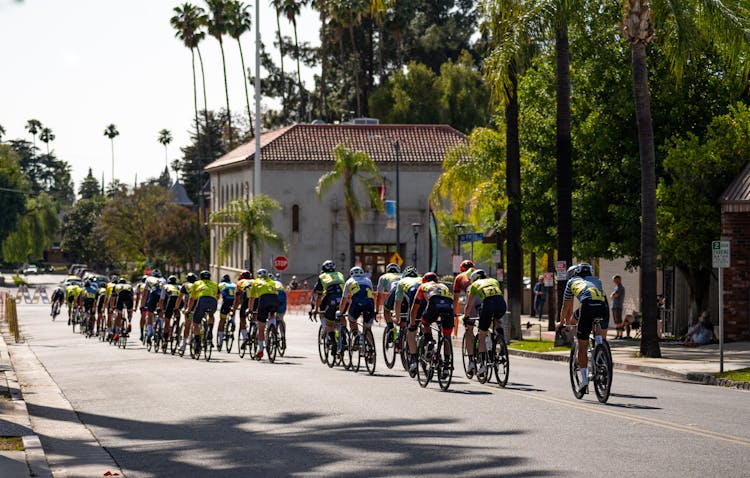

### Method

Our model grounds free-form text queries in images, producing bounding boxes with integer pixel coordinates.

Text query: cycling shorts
[421,296,454,333]
[478,295,507,332]
[220,297,234,316]
[348,300,375,324]
[163,296,178,320]
[256,294,280,323]
[574,300,609,340]
[83,298,96,311]
[321,293,342,323]
[115,294,134,311]
[193,296,217,324]
[146,292,160,312]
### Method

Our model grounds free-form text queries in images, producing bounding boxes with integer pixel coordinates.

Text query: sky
[0,0,319,190]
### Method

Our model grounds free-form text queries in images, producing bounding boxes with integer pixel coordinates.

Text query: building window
[292,204,300,233]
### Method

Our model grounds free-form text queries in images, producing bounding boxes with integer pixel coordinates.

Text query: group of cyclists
[50,267,289,361]
[48,256,612,398]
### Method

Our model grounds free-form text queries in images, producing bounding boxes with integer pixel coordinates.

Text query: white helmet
[349,266,365,278]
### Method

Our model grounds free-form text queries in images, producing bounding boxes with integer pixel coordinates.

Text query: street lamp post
[411,223,421,269]
[395,140,400,257]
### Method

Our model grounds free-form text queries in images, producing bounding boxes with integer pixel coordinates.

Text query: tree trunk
[631,42,661,358]
[219,39,233,147]
[293,21,305,121]
[237,39,255,137]
[505,61,522,340]
[547,249,556,330]
[276,9,286,107]
[555,20,573,315]
[347,209,356,268]
[494,210,504,288]
[349,26,362,117]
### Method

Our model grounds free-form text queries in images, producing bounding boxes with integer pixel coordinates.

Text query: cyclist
[104,275,119,339]
[177,272,199,351]
[463,269,507,378]
[273,276,288,349]
[141,269,166,345]
[389,266,421,353]
[231,271,254,350]
[80,280,98,330]
[65,281,82,324]
[339,266,375,351]
[95,284,107,334]
[183,270,219,354]
[157,276,181,349]
[216,274,237,351]
[407,272,455,378]
[558,263,609,394]
[247,269,279,360]
[312,260,346,354]
[112,278,134,342]
[134,276,148,339]
[50,285,65,317]
[376,263,401,328]
[455,259,480,363]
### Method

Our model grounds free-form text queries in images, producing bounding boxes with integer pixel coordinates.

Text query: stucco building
[204,123,466,283]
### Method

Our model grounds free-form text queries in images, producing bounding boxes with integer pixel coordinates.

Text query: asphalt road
[11,283,750,477]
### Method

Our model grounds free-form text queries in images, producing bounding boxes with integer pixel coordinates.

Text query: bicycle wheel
[569,341,585,399]
[351,332,363,373]
[152,325,162,354]
[239,326,248,358]
[416,338,435,388]
[267,325,278,363]
[170,322,181,355]
[364,328,376,376]
[203,326,213,362]
[494,338,510,388]
[146,328,153,352]
[437,337,453,391]
[461,330,472,378]
[119,333,127,349]
[325,333,337,368]
[341,330,353,370]
[399,332,410,371]
[225,321,235,353]
[191,335,201,360]
[382,325,396,369]
[249,322,259,356]
[278,321,286,357]
[593,344,612,403]
[317,326,327,364]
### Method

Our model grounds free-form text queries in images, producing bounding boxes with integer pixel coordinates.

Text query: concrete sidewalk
[0,327,52,478]
[508,315,750,389]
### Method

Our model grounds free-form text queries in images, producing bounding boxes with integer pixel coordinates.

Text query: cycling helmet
[168,275,177,285]
[256,268,269,278]
[350,266,365,278]
[402,266,418,278]
[240,270,252,280]
[321,260,336,273]
[470,269,486,282]
[459,260,475,272]
[386,263,401,274]
[84,280,91,287]
[221,274,230,282]
[422,272,439,283]
[186,272,198,283]
[118,278,127,284]
[566,265,577,280]
[111,275,119,282]
[199,270,211,280]
[152,269,162,278]
[575,262,593,277]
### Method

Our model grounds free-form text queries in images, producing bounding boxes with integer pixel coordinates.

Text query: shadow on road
[610,392,658,400]
[29,405,556,477]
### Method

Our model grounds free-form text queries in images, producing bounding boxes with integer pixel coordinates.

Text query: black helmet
[84,280,91,287]
[152,269,162,278]
[321,260,335,273]
[199,270,211,280]
[386,263,401,274]
[118,278,127,284]
[168,275,177,285]
[186,272,198,283]
[221,274,230,282]
[575,263,593,277]
[240,270,252,280]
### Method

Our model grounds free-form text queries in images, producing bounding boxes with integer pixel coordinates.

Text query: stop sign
[273,256,288,271]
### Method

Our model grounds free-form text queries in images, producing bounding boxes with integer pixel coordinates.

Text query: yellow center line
[511,389,750,448]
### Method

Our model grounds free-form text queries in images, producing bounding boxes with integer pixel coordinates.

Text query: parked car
[23,265,38,275]
[61,276,83,287]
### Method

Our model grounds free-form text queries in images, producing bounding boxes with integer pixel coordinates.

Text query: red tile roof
[205,124,466,171]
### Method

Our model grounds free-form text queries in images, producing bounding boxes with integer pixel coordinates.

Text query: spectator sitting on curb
[684,312,713,346]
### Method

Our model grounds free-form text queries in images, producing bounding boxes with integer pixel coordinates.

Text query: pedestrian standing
[533,276,546,319]
[611,275,625,338]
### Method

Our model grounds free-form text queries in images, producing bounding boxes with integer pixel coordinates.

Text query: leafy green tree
[2,192,58,263]
[39,127,55,155]
[658,103,750,321]
[0,145,28,245]
[78,168,102,200]
[152,204,201,265]
[209,195,286,270]
[103,124,119,184]
[316,144,383,267]
[369,62,444,124]
[61,196,108,265]
[6,139,73,205]
[177,109,228,203]
[437,51,490,133]
[621,0,749,358]
[206,0,234,145]
[226,0,255,136]
[282,0,307,115]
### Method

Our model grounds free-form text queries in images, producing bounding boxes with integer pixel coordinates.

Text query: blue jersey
[563,276,606,303]
[343,276,375,305]
[82,284,99,300]
[219,281,237,301]
[274,281,287,314]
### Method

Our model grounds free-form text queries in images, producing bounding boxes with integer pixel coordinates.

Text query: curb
[0,326,53,478]
[685,372,750,390]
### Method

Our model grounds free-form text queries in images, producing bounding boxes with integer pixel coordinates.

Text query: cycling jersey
[452,268,475,294]
[274,280,287,315]
[314,272,345,298]
[468,278,503,301]
[376,272,400,294]
[218,281,237,301]
[81,285,98,301]
[563,276,606,303]
[248,278,278,299]
[161,283,180,299]
[66,285,82,299]
[393,277,421,304]
[145,276,166,294]
[343,276,375,304]
[190,280,219,300]
[105,281,116,300]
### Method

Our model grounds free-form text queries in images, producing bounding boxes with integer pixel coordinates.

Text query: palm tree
[206,0,233,145]
[103,124,120,184]
[0,124,6,143]
[25,119,42,148]
[157,129,173,170]
[226,0,255,136]
[621,0,749,358]
[209,194,286,271]
[39,127,55,155]
[282,0,307,117]
[271,0,287,107]
[326,0,370,117]
[316,143,383,267]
